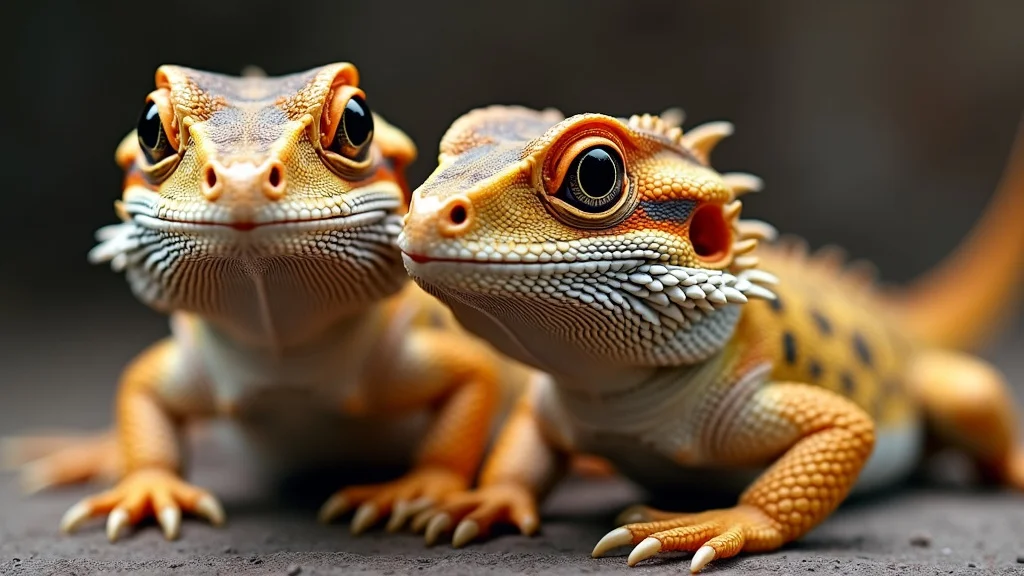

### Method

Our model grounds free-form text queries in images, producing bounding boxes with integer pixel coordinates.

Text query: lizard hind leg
[907,350,1024,489]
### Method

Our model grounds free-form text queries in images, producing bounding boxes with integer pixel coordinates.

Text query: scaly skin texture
[3,64,524,542]
[398,107,1024,571]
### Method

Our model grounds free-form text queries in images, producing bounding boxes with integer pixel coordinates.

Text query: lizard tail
[889,116,1024,351]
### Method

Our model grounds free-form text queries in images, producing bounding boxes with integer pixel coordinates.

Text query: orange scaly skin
[398,107,1024,571]
[3,64,525,542]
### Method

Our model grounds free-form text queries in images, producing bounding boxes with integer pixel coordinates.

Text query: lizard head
[400,107,776,373]
[92,63,417,345]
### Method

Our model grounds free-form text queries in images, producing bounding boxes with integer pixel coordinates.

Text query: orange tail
[890,117,1024,351]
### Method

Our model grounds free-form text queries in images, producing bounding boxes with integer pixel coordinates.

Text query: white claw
[386,500,409,532]
[387,498,432,533]
[60,501,92,534]
[350,503,379,535]
[318,493,349,523]
[591,527,633,558]
[407,496,434,513]
[106,507,129,542]
[424,513,451,546]
[690,545,717,573]
[195,494,225,526]
[627,537,662,567]
[452,519,480,548]
[158,506,181,540]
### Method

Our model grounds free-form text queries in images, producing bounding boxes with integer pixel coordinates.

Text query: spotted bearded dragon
[4,64,534,542]
[397,107,1024,572]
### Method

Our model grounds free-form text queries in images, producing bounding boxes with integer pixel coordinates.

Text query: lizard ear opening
[688,203,732,264]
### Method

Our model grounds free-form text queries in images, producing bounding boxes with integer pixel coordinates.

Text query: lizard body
[4,64,530,541]
[397,107,1024,571]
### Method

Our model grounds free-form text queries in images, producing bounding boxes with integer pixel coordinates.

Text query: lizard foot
[318,466,466,534]
[592,504,783,573]
[2,431,120,494]
[60,468,224,542]
[409,483,538,547]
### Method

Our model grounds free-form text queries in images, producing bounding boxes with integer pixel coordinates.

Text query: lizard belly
[219,391,432,476]
[191,312,431,477]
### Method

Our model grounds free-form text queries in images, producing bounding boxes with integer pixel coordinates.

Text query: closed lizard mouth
[133,210,392,233]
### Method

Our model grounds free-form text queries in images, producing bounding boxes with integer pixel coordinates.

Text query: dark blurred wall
[3,0,1023,325]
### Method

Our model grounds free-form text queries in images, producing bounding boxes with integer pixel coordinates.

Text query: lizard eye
[136,96,178,165]
[322,92,374,162]
[556,145,624,213]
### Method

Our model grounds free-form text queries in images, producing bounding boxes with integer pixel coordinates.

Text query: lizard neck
[439,289,741,385]
[196,302,389,361]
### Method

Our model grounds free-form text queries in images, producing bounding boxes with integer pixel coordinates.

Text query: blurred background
[2,0,1022,427]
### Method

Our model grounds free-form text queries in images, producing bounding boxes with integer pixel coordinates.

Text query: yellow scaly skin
[3,64,528,542]
[397,106,1024,572]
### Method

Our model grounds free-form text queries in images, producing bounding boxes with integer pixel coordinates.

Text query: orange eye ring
[320,85,364,147]
[319,82,375,165]
[136,88,180,166]
[541,129,635,226]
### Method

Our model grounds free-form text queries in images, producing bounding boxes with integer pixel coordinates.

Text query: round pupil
[342,96,372,147]
[577,148,617,199]
[138,102,163,150]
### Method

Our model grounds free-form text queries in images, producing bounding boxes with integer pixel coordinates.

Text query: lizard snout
[399,194,476,258]
[200,159,287,202]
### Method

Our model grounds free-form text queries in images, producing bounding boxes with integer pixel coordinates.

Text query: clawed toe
[590,505,781,572]
[319,467,465,535]
[60,469,223,542]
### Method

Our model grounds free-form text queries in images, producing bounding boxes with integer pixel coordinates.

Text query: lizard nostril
[437,196,474,237]
[262,160,287,200]
[201,164,222,201]
[449,204,467,225]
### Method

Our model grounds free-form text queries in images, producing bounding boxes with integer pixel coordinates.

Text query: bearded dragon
[396,106,1024,572]
[3,64,532,542]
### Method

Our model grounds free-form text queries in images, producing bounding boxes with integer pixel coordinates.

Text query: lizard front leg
[318,327,504,534]
[592,382,875,573]
[60,338,220,542]
[411,375,571,547]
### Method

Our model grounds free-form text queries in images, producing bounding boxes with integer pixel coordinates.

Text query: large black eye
[136,101,175,164]
[328,95,374,160]
[556,145,625,213]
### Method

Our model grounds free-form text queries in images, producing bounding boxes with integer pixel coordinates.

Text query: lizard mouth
[401,251,468,264]
[132,209,393,233]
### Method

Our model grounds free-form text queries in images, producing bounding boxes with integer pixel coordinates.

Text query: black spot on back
[841,372,856,395]
[769,297,784,313]
[852,332,873,367]
[811,310,832,336]
[782,332,797,365]
[807,360,823,381]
